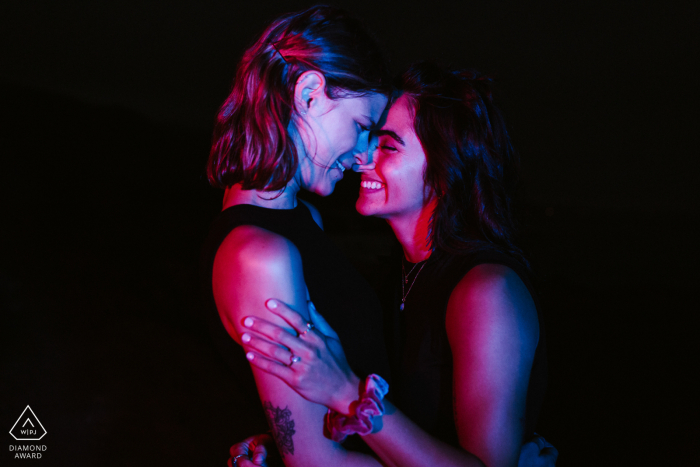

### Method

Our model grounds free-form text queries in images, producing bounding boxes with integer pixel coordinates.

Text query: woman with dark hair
[234,61,555,467]
[201,5,394,466]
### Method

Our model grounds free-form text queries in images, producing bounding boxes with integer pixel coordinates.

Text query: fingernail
[241,333,251,343]
[246,352,254,361]
[244,317,254,327]
[266,299,278,309]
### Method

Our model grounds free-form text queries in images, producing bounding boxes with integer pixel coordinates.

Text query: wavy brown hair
[396,61,528,266]
[207,5,391,191]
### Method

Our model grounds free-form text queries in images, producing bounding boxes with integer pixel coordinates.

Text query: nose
[352,136,377,172]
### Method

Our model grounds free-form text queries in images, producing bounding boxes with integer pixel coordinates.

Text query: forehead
[379,94,414,134]
[339,92,388,120]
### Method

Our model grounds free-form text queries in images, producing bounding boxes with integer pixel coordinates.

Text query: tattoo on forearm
[263,401,296,457]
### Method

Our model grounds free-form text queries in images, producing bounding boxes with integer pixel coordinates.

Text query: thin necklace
[403,260,422,283]
[400,258,427,311]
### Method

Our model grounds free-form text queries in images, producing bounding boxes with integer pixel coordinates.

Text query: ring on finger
[289,354,302,367]
[232,454,248,466]
[299,321,315,337]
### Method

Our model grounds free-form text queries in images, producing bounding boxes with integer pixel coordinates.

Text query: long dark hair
[207,5,391,191]
[395,61,527,266]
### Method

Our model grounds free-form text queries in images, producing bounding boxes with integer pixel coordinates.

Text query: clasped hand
[242,299,361,415]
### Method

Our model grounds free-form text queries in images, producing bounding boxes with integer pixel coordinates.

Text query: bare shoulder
[446,263,538,343]
[215,224,300,273]
[212,225,307,344]
[299,199,323,229]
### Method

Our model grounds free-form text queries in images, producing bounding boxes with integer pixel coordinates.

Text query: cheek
[388,166,425,207]
[321,114,358,157]
[336,115,361,152]
[340,125,359,154]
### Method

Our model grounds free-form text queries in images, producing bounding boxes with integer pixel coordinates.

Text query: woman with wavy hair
[201,5,393,466]
[233,61,555,467]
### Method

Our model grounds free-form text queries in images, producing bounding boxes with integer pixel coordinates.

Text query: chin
[312,182,336,197]
[355,198,377,217]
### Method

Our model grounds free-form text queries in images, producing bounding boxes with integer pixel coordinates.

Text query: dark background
[1,1,697,466]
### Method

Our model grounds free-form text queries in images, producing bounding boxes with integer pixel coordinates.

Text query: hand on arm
[238,262,551,467]
[239,298,484,467]
[242,299,362,415]
[212,226,381,467]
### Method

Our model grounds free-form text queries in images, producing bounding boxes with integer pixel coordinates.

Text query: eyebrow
[372,129,405,146]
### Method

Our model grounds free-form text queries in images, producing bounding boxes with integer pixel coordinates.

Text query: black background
[1,1,698,466]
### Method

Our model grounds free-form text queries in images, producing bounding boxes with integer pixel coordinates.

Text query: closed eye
[380,145,397,151]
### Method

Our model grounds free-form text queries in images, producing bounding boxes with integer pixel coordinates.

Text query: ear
[294,71,329,115]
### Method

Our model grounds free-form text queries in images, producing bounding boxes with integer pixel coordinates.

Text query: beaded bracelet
[324,374,389,443]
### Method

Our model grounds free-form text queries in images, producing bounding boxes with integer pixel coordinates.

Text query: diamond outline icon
[9,406,47,441]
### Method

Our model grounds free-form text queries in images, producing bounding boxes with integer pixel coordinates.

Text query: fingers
[265,299,311,335]
[246,350,296,383]
[228,453,251,467]
[228,456,258,467]
[241,332,294,365]
[243,316,305,352]
[533,435,546,450]
[532,433,555,450]
[251,440,268,465]
[229,434,273,467]
[243,315,325,367]
[249,434,271,466]
[229,434,271,467]
[230,438,252,457]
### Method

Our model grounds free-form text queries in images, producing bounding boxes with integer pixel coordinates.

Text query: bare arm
[446,264,539,467]
[360,401,485,467]
[212,225,382,467]
[358,264,538,467]
[239,263,539,467]
[242,302,485,467]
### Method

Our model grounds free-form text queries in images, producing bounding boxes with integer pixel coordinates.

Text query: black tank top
[382,249,547,447]
[200,202,391,435]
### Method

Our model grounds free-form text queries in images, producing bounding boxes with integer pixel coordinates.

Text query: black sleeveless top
[200,202,391,436]
[382,249,547,447]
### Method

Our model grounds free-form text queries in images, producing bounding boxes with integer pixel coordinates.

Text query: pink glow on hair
[207,6,390,192]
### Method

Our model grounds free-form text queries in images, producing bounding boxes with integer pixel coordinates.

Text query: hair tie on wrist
[324,374,389,443]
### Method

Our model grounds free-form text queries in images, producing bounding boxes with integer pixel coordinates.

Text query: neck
[387,198,437,263]
[222,181,300,211]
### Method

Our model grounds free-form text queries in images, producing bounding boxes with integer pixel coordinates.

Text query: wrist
[324,374,390,443]
[331,373,362,415]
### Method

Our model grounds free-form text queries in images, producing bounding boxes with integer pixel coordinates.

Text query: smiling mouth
[333,160,346,172]
[360,180,385,190]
